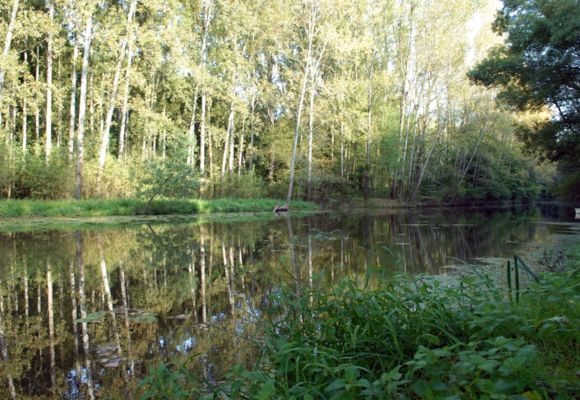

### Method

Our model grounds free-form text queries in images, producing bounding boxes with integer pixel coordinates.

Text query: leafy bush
[209,172,267,199]
[83,158,135,199]
[135,156,198,205]
[14,153,74,199]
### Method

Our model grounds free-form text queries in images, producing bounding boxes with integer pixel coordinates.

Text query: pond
[0,205,577,398]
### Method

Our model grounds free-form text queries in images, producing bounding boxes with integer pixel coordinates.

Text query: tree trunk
[0,0,19,102]
[118,47,133,160]
[186,87,198,165]
[340,122,345,178]
[97,0,137,187]
[198,0,212,175]
[287,0,322,206]
[68,42,79,160]
[307,75,315,200]
[75,14,94,200]
[45,0,54,160]
[228,107,235,175]
[249,94,256,171]
[237,119,245,176]
[364,60,374,200]
[200,92,207,175]
[221,104,233,178]
[21,71,27,152]
[35,47,40,146]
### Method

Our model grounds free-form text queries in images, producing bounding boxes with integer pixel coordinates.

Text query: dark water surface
[0,206,576,398]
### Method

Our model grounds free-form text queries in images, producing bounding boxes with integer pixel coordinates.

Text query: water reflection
[0,208,573,398]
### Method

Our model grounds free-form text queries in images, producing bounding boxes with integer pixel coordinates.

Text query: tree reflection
[0,208,562,396]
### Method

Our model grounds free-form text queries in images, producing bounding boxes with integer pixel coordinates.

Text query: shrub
[14,153,74,199]
[135,156,199,205]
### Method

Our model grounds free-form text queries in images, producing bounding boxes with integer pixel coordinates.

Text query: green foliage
[83,158,135,199]
[135,156,199,204]
[552,171,580,201]
[139,362,205,400]
[0,141,18,197]
[140,267,580,398]
[14,154,74,199]
[406,337,539,399]
[210,173,267,199]
[469,0,580,197]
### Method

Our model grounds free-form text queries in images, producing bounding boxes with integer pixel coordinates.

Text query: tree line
[0,0,558,202]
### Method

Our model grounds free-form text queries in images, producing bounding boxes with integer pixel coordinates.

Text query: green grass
[139,249,580,399]
[0,198,317,218]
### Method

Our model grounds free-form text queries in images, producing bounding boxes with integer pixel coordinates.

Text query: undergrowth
[139,255,580,399]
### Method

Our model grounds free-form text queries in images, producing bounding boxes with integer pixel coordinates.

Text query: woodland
[0,0,578,204]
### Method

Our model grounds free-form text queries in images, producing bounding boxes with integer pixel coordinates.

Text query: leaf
[479,359,500,373]
[325,379,346,392]
[522,391,543,400]
[256,380,276,400]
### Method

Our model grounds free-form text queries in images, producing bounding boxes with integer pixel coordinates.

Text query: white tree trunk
[45,0,54,160]
[97,0,137,185]
[0,0,20,102]
[118,46,134,160]
[68,42,79,160]
[186,87,198,165]
[307,77,315,199]
[75,14,94,199]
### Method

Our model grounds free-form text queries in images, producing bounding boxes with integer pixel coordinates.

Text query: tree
[468,0,580,174]
[0,0,19,102]
[75,6,94,199]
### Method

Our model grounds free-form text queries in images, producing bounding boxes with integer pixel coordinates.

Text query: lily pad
[129,312,157,324]
[75,311,107,323]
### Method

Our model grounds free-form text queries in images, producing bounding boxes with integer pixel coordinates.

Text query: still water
[0,206,576,398]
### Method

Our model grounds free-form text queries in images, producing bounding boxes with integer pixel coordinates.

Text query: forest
[1,0,576,205]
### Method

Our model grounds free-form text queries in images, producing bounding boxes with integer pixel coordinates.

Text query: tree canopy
[469,0,580,182]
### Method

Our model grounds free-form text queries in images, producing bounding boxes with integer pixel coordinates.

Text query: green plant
[139,267,580,399]
[135,156,199,206]
[139,362,205,400]
[406,337,540,399]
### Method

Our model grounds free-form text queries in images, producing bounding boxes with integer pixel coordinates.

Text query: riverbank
[0,198,317,218]
[336,197,579,209]
[140,241,580,399]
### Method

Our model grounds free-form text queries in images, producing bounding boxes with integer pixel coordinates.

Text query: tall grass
[139,260,579,399]
[0,198,317,218]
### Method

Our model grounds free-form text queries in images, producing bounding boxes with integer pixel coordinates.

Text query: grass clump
[139,252,579,399]
[0,198,317,218]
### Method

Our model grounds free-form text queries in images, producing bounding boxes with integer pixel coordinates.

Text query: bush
[13,154,74,199]
[83,158,135,199]
[209,172,267,199]
[135,156,199,205]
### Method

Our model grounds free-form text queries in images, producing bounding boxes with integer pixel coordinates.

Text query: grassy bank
[140,247,580,399]
[0,198,317,218]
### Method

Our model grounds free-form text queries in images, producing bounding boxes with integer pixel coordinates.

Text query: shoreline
[0,198,317,219]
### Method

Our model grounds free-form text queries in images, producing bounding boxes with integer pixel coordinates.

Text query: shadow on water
[0,206,576,397]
